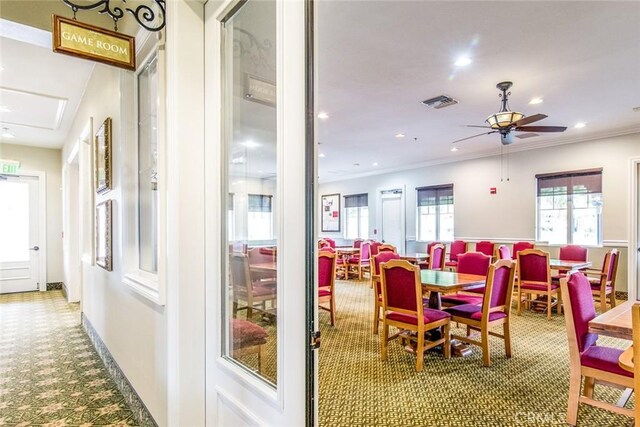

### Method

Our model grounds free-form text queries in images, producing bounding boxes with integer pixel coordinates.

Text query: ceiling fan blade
[515,125,567,133]
[465,125,493,129]
[512,113,548,127]
[451,131,497,144]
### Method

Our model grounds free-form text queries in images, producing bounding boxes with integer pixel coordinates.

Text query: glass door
[205,0,315,425]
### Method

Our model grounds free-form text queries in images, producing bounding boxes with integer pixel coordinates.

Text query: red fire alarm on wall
[490,187,497,194]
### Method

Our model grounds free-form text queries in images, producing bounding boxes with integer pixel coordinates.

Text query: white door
[0,175,40,293]
[381,189,404,253]
[205,0,311,426]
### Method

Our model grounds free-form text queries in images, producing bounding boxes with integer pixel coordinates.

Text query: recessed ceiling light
[318,153,326,158]
[395,133,405,138]
[231,156,246,164]
[454,57,472,67]
[353,163,360,167]
[372,162,378,166]
[574,122,586,129]
[317,112,329,119]
[0,106,10,112]
[451,147,459,152]
[242,140,260,148]
[529,97,543,105]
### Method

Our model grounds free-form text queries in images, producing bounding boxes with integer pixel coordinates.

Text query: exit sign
[0,159,20,174]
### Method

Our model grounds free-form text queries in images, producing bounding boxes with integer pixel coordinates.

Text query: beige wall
[319,132,640,292]
[0,143,63,283]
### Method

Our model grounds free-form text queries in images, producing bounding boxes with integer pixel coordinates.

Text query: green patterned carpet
[319,279,634,427]
[0,291,138,427]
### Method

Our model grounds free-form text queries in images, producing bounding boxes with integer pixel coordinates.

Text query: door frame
[63,142,82,302]
[377,185,406,253]
[1,170,47,292]
[629,156,640,301]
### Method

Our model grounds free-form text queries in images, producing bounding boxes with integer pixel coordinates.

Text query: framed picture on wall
[96,199,113,271]
[95,117,112,194]
[321,193,340,232]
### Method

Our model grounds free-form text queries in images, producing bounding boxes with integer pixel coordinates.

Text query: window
[417,184,454,241]
[247,194,273,241]
[344,193,368,239]
[536,169,602,246]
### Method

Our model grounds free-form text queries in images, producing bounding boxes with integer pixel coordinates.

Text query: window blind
[536,169,602,196]
[416,184,454,206]
[344,193,368,208]
[248,194,272,212]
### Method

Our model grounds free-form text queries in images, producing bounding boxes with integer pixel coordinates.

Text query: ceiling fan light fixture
[486,111,524,129]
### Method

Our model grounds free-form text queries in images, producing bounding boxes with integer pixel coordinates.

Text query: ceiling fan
[452,81,567,145]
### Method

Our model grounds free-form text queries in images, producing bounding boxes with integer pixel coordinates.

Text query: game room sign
[52,15,135,71]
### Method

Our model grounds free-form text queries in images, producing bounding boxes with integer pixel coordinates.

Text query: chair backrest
[560,272,599,358]
[512,241,535,259]
[604,249,620,287]
[318,251,336,289]
[559,245,588,262]
[372,252,401,295]
[318,239,330,249]
[426,241,441,255]
[321,246,335,254]
[449,240,467,262]
[482,259,517,317]
[230,253,251,290]
[378,244,397,253]
[495,245,511,260]
[457,252,491,276]
[428,243,446,270]
[324,238,336,248]
[248,247,275,263]
[360,241,371,262]
[370,241,382,256]
[353,238,364,249]
[380,259,423,324]
[475,241,495,257]
[517,249,550,284]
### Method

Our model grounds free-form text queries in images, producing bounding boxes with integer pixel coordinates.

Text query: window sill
[123,271,164,306]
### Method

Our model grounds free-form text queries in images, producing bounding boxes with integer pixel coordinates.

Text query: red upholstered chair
[426,241,441,255]
[428,243,446,271]
[445,240,467,270]
[370,241,382,257]
[318,239,330,249]
[441,252,491,306]
[516,249,559,320]
[512,241,534,259]
[324,238,336,248]
[353,238,364,249]
[231,318,268,374]
[371,251,401,334]
[585,249,619,313]
[380,259,451,371]
[475,241,495,258]
[559,245,588,262]
[444,259,517,366]
[560,272,633,425]
[495,245,511,260]
[318,251,337,325]
[378,244,397,254]
[348,241,371,280]
[230,253,277,319]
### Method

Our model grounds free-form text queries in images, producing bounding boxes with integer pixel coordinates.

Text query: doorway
[0,172,46,294]
[380,188,405,254]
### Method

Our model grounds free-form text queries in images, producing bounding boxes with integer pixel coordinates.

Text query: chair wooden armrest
[618,346,634,373]
[584,269,606,277]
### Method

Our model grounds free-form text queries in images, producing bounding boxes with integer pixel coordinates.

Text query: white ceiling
[317,1,640,181]
[0,19,94,149]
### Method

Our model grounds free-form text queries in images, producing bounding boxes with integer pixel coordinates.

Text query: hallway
[0,290,138,426]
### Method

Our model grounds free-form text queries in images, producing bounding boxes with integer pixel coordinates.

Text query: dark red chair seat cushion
[232,318,268,348]
[348,258,368,265]
[441,293,483,306]
[520,282,559,292]
[445,261,458,267]
[444,304,507,321]
[466,286,485,294]
[318,288,332,297]
[386,308,450,325]
[581,346,632,378]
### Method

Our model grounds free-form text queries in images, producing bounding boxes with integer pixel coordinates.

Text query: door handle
[29,246,39,251]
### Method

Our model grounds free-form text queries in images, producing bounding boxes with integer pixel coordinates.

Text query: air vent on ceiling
[515,132,539,139]
[421,95,459,109]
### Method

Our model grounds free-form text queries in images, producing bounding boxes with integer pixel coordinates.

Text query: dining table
[420,269,486,310]
[400,253,430,264]
[549,259,592,271]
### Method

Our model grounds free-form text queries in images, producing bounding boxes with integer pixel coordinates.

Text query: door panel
[0,175,39,293]
[382,196,402,249]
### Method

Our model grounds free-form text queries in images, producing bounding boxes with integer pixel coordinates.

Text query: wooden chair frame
[318,251,337,325]
[233,343,266,374]
[585,249,619,313]
[230,253,277,319]
[371,252,400,334]
[516,249,560,320]
[449,260,517,366]
[348,242,370,280]
[377,244,397,253]
[560,273,633,425]
[380,259,451,372]
[428,243,446,271]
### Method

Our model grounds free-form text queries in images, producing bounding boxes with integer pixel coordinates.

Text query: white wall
[0,143,63,283]
[319,132,640,292]
[61,63,167,425]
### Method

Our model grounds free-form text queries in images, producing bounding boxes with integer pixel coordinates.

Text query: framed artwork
[96,200,113,271]
[321,193,340,232]
[95,117,112,194]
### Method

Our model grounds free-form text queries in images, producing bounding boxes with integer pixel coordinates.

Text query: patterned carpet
[0,291,138,427]
[318,279,634,427]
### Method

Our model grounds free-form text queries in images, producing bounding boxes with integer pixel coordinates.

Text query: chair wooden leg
[547,293,552,320]
[566,369,581,426]
[416,328,425,372]
[517,287,522,316]
[247,306,253,320]
[358,266,362,280]
[583,376,595,399]
[557,291,562,315]
[504,321,512,358]
[381,322,388,361]
[600,293,607,313]
[330,296,335,326]
[443,323,451,359]
[610,290,617,309]
[373,297,380,334]
[258,345,265,374]
[481,327,490,367]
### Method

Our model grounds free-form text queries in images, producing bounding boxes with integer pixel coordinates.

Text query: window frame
[535,169,603,247]
[416,184,454,242]
[343,193,369,240]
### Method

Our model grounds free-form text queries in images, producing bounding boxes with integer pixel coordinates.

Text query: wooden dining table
[420,270,486,310]
[400,253,430,264]
[549,259,592,271]
[588,300,633,341]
